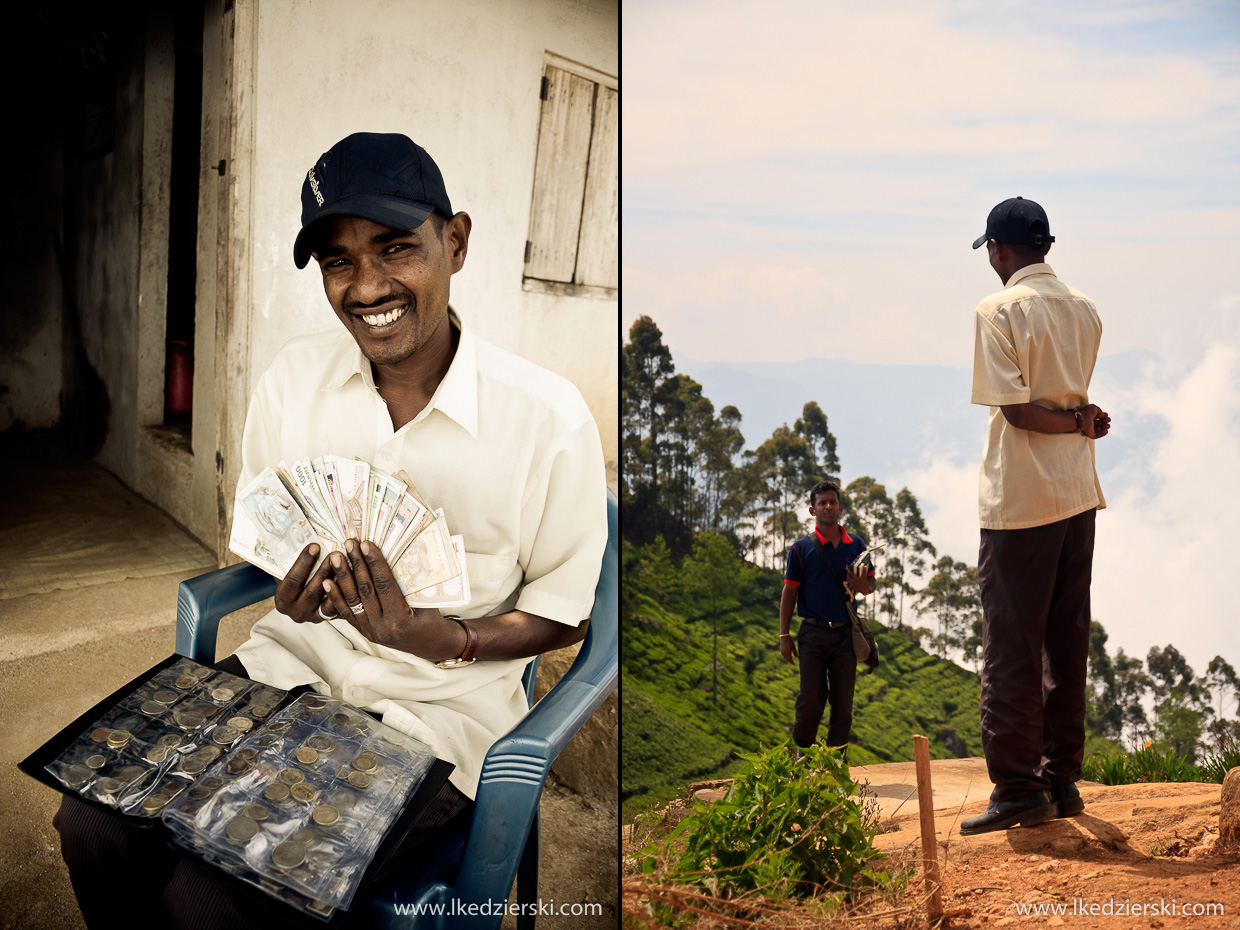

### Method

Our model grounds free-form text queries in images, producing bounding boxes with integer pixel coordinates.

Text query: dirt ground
[624,767,1240,929]
[876,781,1240,929]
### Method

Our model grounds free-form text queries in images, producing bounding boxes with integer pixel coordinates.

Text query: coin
[211,687,236,702]
[176,710,205,729]
[146,747,168,764]
[200,705,219,718]
[211,725,240,745]
[263,782,290,802]
[268,722,289,734]
[226,756,252,775]
[188,785,212,800]
[85,754,106,770]
[118,765,145,783]
[250,705,271,718]
[335,726,362,739]
[291,828,320,847]
[200,776,224,790]
[295,747,318,765]
[346,771,371,789]
[290,783,316,803]
[271,841,306,870]
[175,676,198,689]
[311,804,339,826]
[243,804,268,822]
[191,666,212,680]
[63,764,93,787]
[95,777,123,796]
[158,733,183,748]
[226,816,259,842]
[153,689,180,705]
[142,793,170,813]
[181,755,207,775]
[89,727,109,743]
[195,746,223,762]
[307,735,335,752]
[332,713,350,725]
[278,768,305,785]
[227,716,253,732]
[106,729,131,749]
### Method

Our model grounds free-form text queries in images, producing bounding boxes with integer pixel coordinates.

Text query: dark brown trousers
[978,508,1095,803]
[792,621,856,751]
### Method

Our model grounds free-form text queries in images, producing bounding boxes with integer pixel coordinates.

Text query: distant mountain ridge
[674,349,1166,488]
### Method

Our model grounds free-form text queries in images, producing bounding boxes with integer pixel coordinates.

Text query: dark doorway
[163,2,204,434]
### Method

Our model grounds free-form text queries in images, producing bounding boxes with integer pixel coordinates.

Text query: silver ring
[316,603,337,621]
[349,603,366,615]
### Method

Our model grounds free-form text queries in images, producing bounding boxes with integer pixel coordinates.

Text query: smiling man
[53,132,607,929]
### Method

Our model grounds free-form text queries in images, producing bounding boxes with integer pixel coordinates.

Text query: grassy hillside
[622,545,986,819]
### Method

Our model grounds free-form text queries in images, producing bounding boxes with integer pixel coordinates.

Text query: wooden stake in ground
[913,734,944,925]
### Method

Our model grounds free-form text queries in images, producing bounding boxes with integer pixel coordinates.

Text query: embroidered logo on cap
[308,168,324,206]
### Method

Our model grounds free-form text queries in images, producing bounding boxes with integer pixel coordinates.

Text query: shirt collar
[1005,262,1055,288]
[320,307,480,438]
[814,525,853,546]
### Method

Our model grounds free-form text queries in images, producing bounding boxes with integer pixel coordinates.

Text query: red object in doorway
[166,341,193,415]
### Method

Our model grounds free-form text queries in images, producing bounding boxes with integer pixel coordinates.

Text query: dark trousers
[53,655,470,930]
[978,508,1095,803]
[792,622,856,750]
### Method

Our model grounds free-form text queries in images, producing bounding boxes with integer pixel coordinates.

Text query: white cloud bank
[899,331,1240,679]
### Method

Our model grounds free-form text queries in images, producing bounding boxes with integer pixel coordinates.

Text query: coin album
[21,655,453,923]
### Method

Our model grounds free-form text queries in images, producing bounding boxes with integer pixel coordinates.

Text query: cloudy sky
[623,1,1240,692]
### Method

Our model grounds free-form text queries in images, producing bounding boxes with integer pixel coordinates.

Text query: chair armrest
[176,562,278,663]
[449,489,618,912]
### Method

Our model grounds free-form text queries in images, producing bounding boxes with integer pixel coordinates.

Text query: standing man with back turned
[779,480,875,758]
[960,197,1111,836]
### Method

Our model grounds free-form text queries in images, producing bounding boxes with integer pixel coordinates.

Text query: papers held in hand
[848,543,886,575]
[229,455,471,608]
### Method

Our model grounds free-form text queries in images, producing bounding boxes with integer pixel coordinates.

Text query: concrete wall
[244,0,619,481]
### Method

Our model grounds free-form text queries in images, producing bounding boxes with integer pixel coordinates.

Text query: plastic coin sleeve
[43,658,291,816]
[161,693,434,919]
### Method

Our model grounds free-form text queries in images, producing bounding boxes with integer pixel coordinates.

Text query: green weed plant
[1082,735,1239,786]
[639,743,900,913]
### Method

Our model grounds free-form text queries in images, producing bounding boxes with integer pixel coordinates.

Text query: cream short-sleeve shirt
[971,263,1106,530]
[232,310,607,798]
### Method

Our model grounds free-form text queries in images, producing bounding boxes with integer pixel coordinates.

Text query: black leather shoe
[1050,783,1085,817]
[960,793,1057,836]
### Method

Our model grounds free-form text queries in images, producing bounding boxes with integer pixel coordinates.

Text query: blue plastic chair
[174,488,618,929]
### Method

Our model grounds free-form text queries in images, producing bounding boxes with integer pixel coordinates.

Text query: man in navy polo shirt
[779,480,875,755]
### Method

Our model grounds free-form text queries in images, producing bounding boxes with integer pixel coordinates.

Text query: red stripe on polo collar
[814,526,853,546]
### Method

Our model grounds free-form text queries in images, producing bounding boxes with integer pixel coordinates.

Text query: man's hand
[1079,404,1111,439]
[321,539,463,660]
[845,565,874,597]
[779,633,797,664]
[274,543,338,623]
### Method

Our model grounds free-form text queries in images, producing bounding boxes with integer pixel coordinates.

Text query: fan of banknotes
[229,455,470,608]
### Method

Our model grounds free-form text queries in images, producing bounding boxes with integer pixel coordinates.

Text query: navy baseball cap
[293,132,454,268]
[971,196,1055,249]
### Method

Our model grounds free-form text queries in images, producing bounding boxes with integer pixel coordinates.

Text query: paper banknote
[229,457,469,610]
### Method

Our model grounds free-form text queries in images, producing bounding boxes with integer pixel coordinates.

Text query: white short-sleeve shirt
[971,263,1106,530]
[232,310,607,798]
